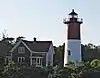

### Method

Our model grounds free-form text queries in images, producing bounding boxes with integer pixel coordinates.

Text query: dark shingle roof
[22,40,52,52]
[0,41,13,57]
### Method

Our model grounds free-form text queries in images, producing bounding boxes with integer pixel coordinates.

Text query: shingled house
[9,38,55,67]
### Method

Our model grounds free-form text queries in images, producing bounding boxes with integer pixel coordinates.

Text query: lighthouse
[63,9,83,67]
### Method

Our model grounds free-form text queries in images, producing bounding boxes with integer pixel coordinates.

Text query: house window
[5,56,12,64]
[18,47,25,53]
[37,57,42,66]
[18,57,25,63]
[32,57,43,67]
[32,58,36,66]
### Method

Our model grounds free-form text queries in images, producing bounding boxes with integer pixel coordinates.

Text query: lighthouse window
[69,15,78,19]
[68,50,71,55]
[74,15,78,18]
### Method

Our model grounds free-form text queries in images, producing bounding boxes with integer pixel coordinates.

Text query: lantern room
[63,9,83,24]
[69,9,78,19]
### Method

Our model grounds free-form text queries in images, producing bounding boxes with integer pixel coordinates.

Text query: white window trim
[18,57,25,63]
[36,57,43,67]
[31,57,43,67]
[18,47,25,53]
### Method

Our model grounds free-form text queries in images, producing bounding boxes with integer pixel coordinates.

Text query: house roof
[0,41,13,57]
[22,40,52,52]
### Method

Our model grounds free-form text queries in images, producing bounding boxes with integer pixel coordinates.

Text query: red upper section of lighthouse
[67,23,81,39]
[63,9,83,40]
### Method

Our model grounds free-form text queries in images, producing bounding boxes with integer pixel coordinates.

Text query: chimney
[33,37,36,42]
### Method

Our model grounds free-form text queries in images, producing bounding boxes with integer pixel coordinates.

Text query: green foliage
[82,43,100,62]
[53,43,64,66]
[68,60,74,64]
[1,60,100,78]
[90,59,100,68]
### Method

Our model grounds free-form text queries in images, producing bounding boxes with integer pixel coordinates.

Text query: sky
[0,0,100,46]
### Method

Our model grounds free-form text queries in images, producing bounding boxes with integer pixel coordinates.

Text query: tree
[53,43,65,66]
[0,30,15,45]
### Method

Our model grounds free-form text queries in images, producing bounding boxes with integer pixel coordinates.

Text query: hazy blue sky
[0,0,100,46]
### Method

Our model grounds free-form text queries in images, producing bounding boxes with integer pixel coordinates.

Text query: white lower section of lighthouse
[64,39,81,67]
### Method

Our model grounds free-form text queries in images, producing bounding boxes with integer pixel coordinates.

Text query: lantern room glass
[69,15,78,19]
